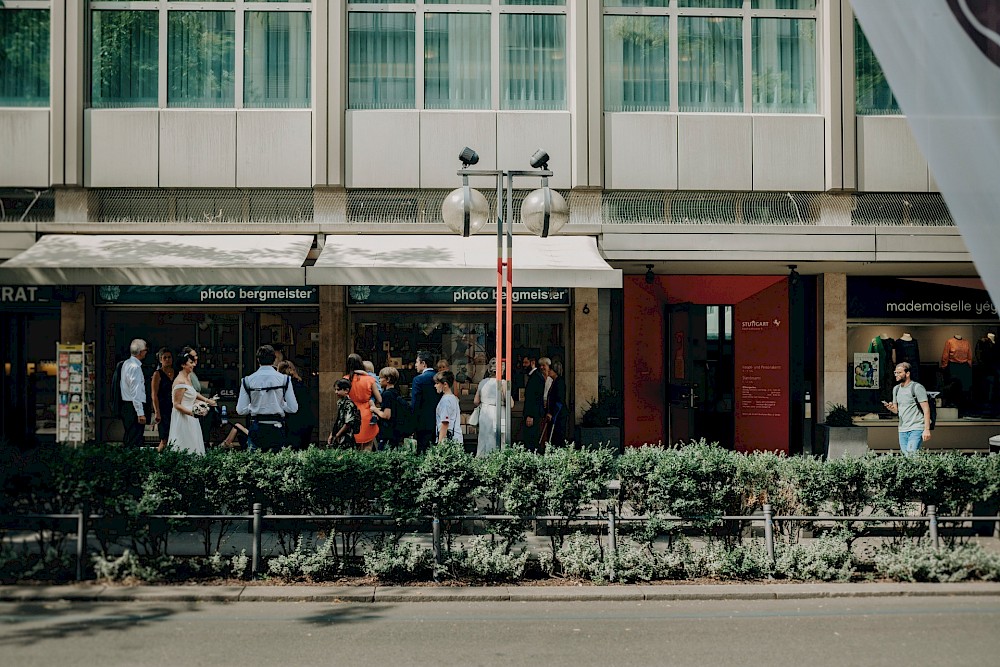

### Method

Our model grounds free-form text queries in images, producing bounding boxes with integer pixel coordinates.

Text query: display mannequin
[941,335,973,414]
[895,332,920,382]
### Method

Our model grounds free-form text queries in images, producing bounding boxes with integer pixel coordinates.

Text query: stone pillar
[318,285,348,437]
[60,293,86,343]
[573,288,599,422]
[818,273,848,420]
[54,188,92,222]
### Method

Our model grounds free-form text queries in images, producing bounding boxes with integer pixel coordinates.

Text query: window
[603,0,818,114]
[87,1,312,109]
[0,4,50,107]
[855,18,900,115]
[347,1,568,111]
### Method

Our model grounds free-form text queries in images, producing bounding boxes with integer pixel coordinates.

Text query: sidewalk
[3,581,1000,603]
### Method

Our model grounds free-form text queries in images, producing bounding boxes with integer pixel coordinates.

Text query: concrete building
[1,1,997,452]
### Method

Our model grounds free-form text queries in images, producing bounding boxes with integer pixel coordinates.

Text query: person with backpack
[328,378,361,449]
[236,345,298,452]
[373,366,409,450]
[884,361,932,456]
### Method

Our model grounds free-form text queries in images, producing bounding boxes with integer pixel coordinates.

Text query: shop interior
[351,310,567,445]
[847,323,999,420]
[101,308,319,443]
[1,311,60,440]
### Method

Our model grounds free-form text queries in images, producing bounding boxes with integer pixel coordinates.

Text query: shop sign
[0,286,57,303]
[347,285,570,305]
[96,285,319,305]
[848,278,998,320]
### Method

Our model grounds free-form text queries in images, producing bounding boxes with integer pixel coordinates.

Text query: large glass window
[424,12,490,110]
[92,10,158,108]
[855,18,900,115]
[603,0,819,114]
[0,7,50,107]
[87,2,312,109]
[347,1,567,111]
[244,11,311,108]
[348,12,415,110]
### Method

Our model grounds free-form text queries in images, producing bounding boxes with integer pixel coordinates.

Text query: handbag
[468,404,481,427]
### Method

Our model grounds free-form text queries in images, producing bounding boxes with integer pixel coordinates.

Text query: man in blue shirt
[410,350,440,454]
[237,345,298,452]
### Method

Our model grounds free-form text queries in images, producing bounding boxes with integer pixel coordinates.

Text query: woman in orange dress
[345,353,381,451]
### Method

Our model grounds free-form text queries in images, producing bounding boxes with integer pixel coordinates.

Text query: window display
[847,324,1000,419]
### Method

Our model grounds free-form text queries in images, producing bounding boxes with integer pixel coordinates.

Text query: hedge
[2,440,998,583]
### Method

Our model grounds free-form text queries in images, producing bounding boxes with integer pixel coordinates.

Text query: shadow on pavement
[0,601,193,648]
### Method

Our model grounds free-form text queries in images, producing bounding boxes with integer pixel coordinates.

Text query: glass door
[666,304,734,447]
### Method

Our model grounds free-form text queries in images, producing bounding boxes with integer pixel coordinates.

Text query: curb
[3,582,1000,603]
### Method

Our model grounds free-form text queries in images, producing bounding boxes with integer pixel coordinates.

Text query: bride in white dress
[166,348,216,455]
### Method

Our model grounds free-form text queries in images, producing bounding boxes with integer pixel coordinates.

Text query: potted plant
[819,403,868,459]
[575,387,622,453]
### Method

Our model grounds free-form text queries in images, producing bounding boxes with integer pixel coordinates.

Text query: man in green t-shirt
[884,362,932,456]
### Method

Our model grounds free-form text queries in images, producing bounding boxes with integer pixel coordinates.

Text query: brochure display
[56,343,96,445]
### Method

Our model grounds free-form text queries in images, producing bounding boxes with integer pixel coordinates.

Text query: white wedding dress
[167,384,205,455]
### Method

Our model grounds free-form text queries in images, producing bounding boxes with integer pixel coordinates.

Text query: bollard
[607,505,618,582]
[251,503,263,577]
[763,504,775,566]
[76,503,88,581]
[928,504,939,549]
[431,504,442,582]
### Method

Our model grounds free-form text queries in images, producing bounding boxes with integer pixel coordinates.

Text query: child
[373,366,402,450]
[434,370,462,445]
[328,378,361,449]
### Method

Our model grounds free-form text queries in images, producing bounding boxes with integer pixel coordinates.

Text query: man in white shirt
[119,339,149,448]
[237,344,298,452]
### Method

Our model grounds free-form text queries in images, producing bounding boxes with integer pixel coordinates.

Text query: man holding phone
[883,362,932,456]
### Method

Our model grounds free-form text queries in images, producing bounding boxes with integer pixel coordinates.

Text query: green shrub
[873,543,1000,582]
[267,536,342,581]
[451,536,528,583]
[553,531,605,581]
[362,537,434,582]
[774,530,855,582]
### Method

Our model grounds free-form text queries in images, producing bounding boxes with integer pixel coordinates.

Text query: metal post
[607,505,618,582]
[928,504,939,548]
[495,174,504,449]
[76,503,88,581]
[504,173,514,448]
[763,504,775,566]
[432,504,442,581]
[251,503,263,577]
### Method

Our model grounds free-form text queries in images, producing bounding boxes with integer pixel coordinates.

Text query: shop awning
[307,235,622,288]
[0,234,314,286]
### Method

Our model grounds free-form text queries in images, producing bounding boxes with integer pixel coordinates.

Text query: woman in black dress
[543,360,567,449]
[278,360,314,450]
[150,348,175,453]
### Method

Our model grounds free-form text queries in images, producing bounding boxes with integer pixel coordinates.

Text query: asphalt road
[3,596,999,667]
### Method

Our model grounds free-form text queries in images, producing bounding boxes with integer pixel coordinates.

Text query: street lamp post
[441,148,569,448]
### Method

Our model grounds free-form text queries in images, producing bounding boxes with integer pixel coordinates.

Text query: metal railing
[4,503,999,582]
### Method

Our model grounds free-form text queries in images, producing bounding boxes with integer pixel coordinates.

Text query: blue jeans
[898,429,923,456]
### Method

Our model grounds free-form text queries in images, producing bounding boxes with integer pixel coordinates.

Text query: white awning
[0,234,314,285]
[307,235,622,288]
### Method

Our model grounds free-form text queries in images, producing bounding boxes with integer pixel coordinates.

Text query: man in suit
[119,338,149,448]
[521,356,546,452]
[410,350,440,454]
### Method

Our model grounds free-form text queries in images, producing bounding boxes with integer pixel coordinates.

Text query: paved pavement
[4,595,1000,667]
[3,581,1000,603]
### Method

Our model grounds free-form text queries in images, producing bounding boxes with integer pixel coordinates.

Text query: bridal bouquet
[192,395,220,418]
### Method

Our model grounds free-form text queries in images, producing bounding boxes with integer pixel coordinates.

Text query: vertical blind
[167,11,236,108]
[92,10,158,109]
[603,15,669,112]
[244,11,311,108]
[0,9,50,107]
[678,17,742,113]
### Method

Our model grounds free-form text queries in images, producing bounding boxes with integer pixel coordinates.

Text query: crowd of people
[116,339,566,456]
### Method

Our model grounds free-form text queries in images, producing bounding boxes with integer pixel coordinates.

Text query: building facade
[1,1,997,451]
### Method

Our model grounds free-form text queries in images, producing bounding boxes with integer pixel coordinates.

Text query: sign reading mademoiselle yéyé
[848,278,998,320]
[347,285,571,306]
[96,286,319,305]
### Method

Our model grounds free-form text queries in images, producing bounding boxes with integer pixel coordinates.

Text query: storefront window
[847,324,1000,419]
